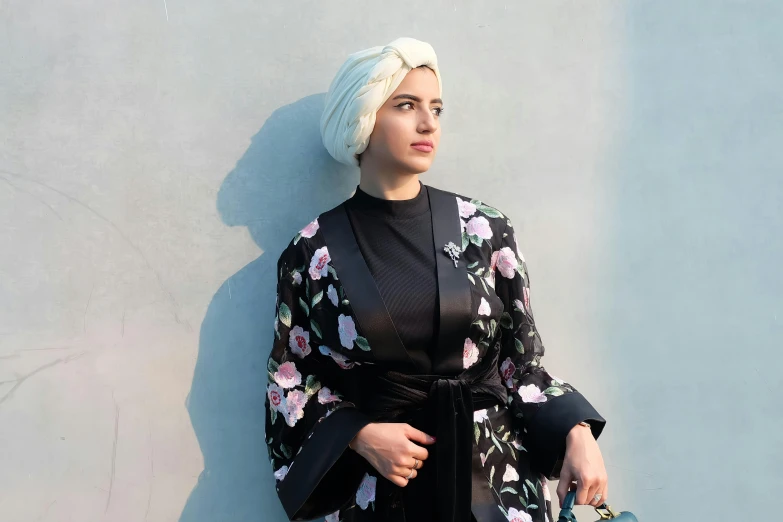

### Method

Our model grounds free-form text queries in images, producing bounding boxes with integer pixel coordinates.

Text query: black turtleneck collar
[345,181,430,219]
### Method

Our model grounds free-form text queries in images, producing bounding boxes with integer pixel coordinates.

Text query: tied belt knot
[364,352,508,521]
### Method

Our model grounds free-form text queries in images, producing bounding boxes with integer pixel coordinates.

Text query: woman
[265,37,609,522]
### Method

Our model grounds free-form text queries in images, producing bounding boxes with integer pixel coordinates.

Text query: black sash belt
[364,352,508,522]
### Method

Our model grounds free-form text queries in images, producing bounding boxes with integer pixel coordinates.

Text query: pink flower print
[500,357,516,388]
[318,345,355,369]
[273,361,302,389]
[506,508,533,522]
[288,325,311,358]
[317,387,340,404]
[518,384,547,404]
[496,247,518,279]
[309,246,330,280]
[267,383,285,411]
[283,389,307,427]
[299,218,319,238]
[513,298,526,315]
[463,338,479,369]
[325,511,340,522]
[477,297,491,316]
[274,465,289,481]
[338,314,358,349]
[465,216,493,240]
[457,197,477,218]
[355,473,377,510]
[541,475,552,502]
[473,409,489,423]
[327,284,339,306]
[502,463,520,482]
[292,271,302,285]
[480,452,488,466]
[522,286,531,312]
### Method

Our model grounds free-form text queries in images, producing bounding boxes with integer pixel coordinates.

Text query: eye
[397,102,414,110]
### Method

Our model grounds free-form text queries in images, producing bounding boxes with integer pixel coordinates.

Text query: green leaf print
[355,335,371,351]
[467,273,475,285]
[327,265,339,280]
[310,319,322,340]
[489,465,495,483]
[476,204,504,218]
[278,302,292,328]
[280,444,292,459]
[341,299,350,306]
[542,387,565,397]
[467,261,479,269]
[525,479,538,498]
[461,231,469,251]
[474,423,481,444]
[311,290,323,307]
[499,312,513,329]
[518,496,528,509]
[490,432,504,453]
[515,338,525,354]
[270,408,278,425]
[500,487,518,495]
[298,297,309,316]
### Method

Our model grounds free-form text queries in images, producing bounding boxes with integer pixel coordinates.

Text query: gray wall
[1,1,780,521]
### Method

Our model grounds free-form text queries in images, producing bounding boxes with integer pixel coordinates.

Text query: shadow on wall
[179,93,357,521]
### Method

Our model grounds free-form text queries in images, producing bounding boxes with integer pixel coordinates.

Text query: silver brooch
[443,241,462,267]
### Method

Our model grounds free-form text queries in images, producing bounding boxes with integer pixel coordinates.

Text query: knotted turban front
[320,37,443,167]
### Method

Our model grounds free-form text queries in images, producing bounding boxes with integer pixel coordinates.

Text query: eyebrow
[391,94,443,104]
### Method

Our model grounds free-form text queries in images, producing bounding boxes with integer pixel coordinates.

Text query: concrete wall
[1,1,780,520]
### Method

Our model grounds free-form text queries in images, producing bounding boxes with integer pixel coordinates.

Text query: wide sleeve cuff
[277,407,372,520]
[525,391,606,479]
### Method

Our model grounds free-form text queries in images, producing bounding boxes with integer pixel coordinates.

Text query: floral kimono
[265,184,606,522]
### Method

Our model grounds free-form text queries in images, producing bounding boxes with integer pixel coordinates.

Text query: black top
[344,181,438,373]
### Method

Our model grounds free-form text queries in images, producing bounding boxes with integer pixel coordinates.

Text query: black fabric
[360,348,508,522]
[344,181,438,373]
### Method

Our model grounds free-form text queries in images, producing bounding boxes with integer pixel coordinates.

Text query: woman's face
[360,66,443,175]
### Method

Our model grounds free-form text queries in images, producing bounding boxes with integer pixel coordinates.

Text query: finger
[405,425,437,445]
[388,474,408,488]
[574,476,593,505]
[586,482,602,507]
[391,465,418,479]
[556,478,573,508]
[408,443,429,462]
[590,479,608,507]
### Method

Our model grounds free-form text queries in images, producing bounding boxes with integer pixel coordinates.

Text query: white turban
[320,37,443,167]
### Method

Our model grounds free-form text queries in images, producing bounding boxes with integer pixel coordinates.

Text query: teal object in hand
[556,490,638,522]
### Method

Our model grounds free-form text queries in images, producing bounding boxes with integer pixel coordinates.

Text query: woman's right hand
[348,422,435,487]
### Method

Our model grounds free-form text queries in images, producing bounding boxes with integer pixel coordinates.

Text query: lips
[411,140,433,152]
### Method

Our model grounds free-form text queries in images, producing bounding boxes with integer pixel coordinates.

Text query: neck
[358,164,421,201]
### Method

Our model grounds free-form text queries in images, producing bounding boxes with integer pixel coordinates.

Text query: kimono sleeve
[265,238,372,520]
[493,219,606,479]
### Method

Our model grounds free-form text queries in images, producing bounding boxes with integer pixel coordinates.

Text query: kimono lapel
[427,185,474,374]
[319,184,473,375]
[319,203,416,369]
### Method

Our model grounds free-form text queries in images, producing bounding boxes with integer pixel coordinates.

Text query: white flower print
[457,197,477,218]
[522,286,531,313]
[496,246,518,279]
[466,216,493,240]
[317,387,340,404]
[299,218,319,238]
[325,511,340,522]
[355,473,376,510]
[502,463,520,482]
[288,325,311,358]
[283,389,307,427]
[309,246,330,280]
[478,297,491,316]
[473,409,489,423]
[267,383,285,412]
[500,358,516,388]
[463,338,479,369]
[327,284,339,306]
[274,465,289,481]
[338,314,358,349]
[273,361,302,389]
[513,298,526,315]
[318,345,355,369]
[292,271,302,285]
[506,508,533,522]
[518,384,547,404]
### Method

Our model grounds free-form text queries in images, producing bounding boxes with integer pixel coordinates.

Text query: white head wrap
[320,37,443,167]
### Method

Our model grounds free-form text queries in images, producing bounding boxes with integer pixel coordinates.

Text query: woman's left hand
[556,423,608,508]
